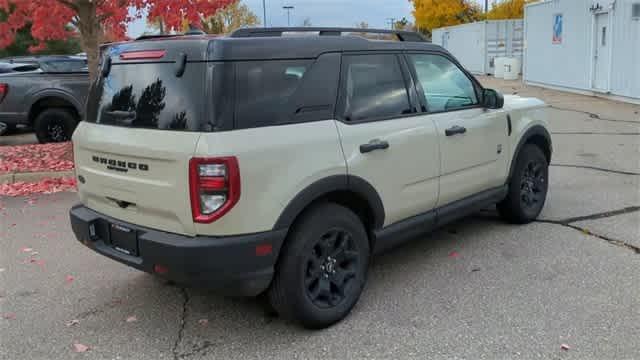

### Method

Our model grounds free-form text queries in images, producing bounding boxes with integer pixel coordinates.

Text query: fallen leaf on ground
[2,313,16,320]
[448,251,460,258]
[0,177,77,197]
[198,319,209,326]
[110,298,123,306]
[126,316,137,323]
[0,142,74,174]
[20,247,33,253]
[561,344,571,351]
[65,319,80,327]
[65,275,74,283]
[72,343,90,353]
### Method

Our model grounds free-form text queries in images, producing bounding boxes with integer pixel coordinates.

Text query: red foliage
[0,142,74,174]
[0,177,77,197]
[0,0,233,52]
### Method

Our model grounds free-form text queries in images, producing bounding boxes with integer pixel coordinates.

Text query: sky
[127,0,488,38]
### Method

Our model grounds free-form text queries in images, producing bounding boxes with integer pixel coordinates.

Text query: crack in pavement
[549,106,640,124]
[553,206,640,224]
[178,341,215,359]
[535,219,640,255]
[172,287,190,360]
[533,206,640,254]
[550,163,640,176]
[552,131,640,136]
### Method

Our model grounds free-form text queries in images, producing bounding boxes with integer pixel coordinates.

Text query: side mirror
[483,88,504,109]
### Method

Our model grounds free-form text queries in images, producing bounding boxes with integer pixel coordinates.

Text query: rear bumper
[69,205,287,296]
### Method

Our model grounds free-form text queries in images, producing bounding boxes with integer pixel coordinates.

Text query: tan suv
[70,27,552,329]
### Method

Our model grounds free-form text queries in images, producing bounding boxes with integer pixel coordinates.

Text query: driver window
[408,54,478,112]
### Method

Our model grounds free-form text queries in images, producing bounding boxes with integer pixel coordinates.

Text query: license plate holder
[109,223,138,256]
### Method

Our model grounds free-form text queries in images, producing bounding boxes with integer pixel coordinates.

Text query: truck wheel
[498,144,549,224]
[34,108,78,143]
[268,203,370,329]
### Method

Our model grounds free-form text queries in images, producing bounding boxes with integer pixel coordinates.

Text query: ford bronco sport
[70,27,552,329]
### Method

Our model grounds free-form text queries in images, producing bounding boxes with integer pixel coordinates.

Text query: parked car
[69,27,552,329]
[0,55,88,142]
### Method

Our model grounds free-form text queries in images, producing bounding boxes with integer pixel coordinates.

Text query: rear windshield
[87,62,205,131]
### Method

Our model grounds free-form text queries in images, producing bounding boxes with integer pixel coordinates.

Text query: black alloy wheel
[304,228,360,309]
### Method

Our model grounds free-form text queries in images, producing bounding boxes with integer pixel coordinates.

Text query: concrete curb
[0,170,75,184]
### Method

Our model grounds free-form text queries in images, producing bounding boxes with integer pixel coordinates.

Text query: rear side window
[235,60,312,129]
[338,54,412,122]
[407,54,479,112]
[87,62,206,131]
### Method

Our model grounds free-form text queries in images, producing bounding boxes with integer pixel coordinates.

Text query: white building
[524,0,640,104]
[433,20,524,75]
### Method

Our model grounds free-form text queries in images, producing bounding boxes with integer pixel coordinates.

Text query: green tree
[201,1,260,34]
[0,10,81,57]
[486,0,536,20]
[394,17,414,31]
[412,0,482,36]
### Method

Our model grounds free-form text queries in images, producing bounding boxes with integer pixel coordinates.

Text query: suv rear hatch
[74,39,211,236]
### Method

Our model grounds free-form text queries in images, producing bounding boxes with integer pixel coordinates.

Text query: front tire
[268,203,370,329]
[34,108,78,143]
[498,144,549,224]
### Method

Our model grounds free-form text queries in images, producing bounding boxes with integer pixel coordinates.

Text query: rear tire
[34,108,78,143]
[498,144,549,224]
[268,203,370,329]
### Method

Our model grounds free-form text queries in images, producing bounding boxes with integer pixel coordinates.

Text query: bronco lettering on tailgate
[92,156,149,173]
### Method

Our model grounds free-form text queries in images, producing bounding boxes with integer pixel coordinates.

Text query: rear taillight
[189,157,240,223]
[0,84,8,103]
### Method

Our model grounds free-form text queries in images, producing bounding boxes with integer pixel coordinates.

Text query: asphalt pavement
[0,128,37,146]
[1,79,639,359]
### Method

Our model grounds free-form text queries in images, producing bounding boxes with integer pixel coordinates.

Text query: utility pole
[263,0,267,28]
[386,18,396,30]
[485,0,489,13]
[283,6,294,27]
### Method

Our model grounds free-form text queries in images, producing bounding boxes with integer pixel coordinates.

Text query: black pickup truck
[0,55,88,143]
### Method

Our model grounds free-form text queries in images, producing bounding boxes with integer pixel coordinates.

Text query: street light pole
[263,0,267,27]
[283,6,294,27]
[386,18,396,30]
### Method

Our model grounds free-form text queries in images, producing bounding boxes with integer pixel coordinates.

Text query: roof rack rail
[135,34,183,41]
[230,27,428,42]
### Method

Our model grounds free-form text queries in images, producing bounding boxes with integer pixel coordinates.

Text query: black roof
[118,27,447,62]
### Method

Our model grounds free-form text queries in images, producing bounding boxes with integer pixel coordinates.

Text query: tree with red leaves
[0,0,232,80]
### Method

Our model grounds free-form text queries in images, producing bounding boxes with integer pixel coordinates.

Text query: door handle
[445,125,467,136]
[360,139,389,154]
